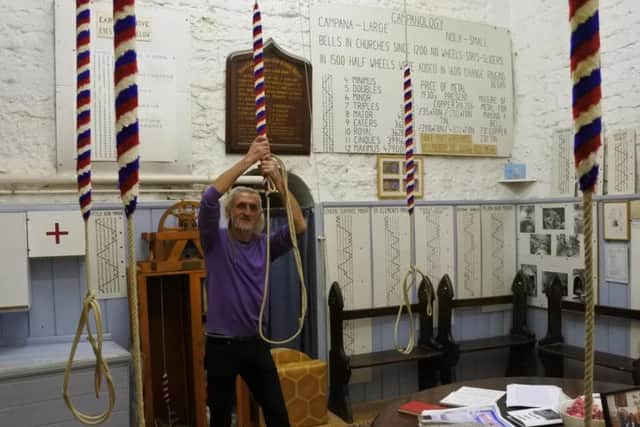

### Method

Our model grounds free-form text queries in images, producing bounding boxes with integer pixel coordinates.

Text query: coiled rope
[253,0,307,344]
[63,1,116,423]
[395,267,432,354]
[569,1,602,426]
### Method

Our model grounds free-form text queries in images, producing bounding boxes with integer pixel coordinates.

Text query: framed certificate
[376,155,423,200]
[603,201,630,241]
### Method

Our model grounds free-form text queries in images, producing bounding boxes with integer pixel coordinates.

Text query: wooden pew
[538,274,640,384]
[327,278,444,423]
[435,271,536,382]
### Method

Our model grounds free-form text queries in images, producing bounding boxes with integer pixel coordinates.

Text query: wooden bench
[538,274,640,384]
[435,271,537,382]
[327,278,444,423]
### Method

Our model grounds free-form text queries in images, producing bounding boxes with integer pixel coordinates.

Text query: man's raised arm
[211,136,271,195]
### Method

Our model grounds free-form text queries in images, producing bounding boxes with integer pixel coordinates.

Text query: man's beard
[232,217,254,233]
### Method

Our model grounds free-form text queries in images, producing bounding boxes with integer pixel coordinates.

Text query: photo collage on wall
[517,202,598,308]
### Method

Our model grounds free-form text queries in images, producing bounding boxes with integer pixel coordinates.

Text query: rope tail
[252,1,308,344]
[114,0,145,425]
[395,267,432,354]
[395,63,420,354]
[259,156,308,345]
[569,1,602,425]
[63,1,116,423]
[394,0,422,354]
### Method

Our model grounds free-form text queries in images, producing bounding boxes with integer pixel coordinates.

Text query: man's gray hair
[224,186,264,234]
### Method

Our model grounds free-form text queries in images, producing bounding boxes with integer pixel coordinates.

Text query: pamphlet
[506,384,565,410]
[419,404,514,427]
[506,407,562,427]
[440,386,506,407]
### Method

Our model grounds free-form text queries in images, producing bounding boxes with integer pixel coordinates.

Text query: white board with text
[311,4,514,156]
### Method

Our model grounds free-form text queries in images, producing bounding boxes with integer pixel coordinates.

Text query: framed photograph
[603,201,630,241]
[376,155,424,199]
[519,205,536,233]
[602,387,640,427]
[542,206,566,230]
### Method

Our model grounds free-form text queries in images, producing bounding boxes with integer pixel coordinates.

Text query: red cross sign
[27,211,84,258]
[46,222,69,244]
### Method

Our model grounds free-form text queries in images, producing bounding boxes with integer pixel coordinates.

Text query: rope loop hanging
[393,0,425,354]
[394,266,432,355]
[63,288,117,425]
[63,1,116,423]
[259,156,308,344]
[252,0,307,345]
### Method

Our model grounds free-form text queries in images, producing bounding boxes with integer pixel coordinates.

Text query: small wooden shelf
[498,178,537,183]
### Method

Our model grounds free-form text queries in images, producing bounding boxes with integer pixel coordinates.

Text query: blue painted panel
[150,208,166,237]
[133,209,152,262]
[474,309,490,338]
[99,299,109,334]
[460,309,473,340]
[0,312,29,346]
[488,310,506,336]
[598,281,609,306]
[529,308,548,339]
[371,316,384,352]
[454,309,474,340]
[52,257,82,336]
[564,311,584,346]
[595,321,609,352]
[607,317,629,355]
[105,299,130,350]
[28,259,55,338]
[606,281,630,308]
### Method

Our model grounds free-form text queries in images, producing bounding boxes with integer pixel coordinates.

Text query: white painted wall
[0,0,638,204]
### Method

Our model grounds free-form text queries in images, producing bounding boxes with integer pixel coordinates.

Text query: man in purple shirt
[199,136,306,427]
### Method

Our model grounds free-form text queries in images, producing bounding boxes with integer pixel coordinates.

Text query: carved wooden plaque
[226,39,312,155]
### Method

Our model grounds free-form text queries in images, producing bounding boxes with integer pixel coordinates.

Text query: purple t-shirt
[199,186,293,337]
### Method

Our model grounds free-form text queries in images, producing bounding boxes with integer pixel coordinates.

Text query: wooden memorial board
[226,39,312,155]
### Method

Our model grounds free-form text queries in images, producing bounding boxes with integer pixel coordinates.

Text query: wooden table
[372,377,627,427]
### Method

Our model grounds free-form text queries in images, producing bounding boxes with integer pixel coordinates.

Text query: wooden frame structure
[137,201,207,427]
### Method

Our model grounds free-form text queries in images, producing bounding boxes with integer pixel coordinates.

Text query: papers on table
[506,407,562,427]
[429,383,569,427]
[420,404,513,427]
[440,386,506,407]
[506,384,566,410]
